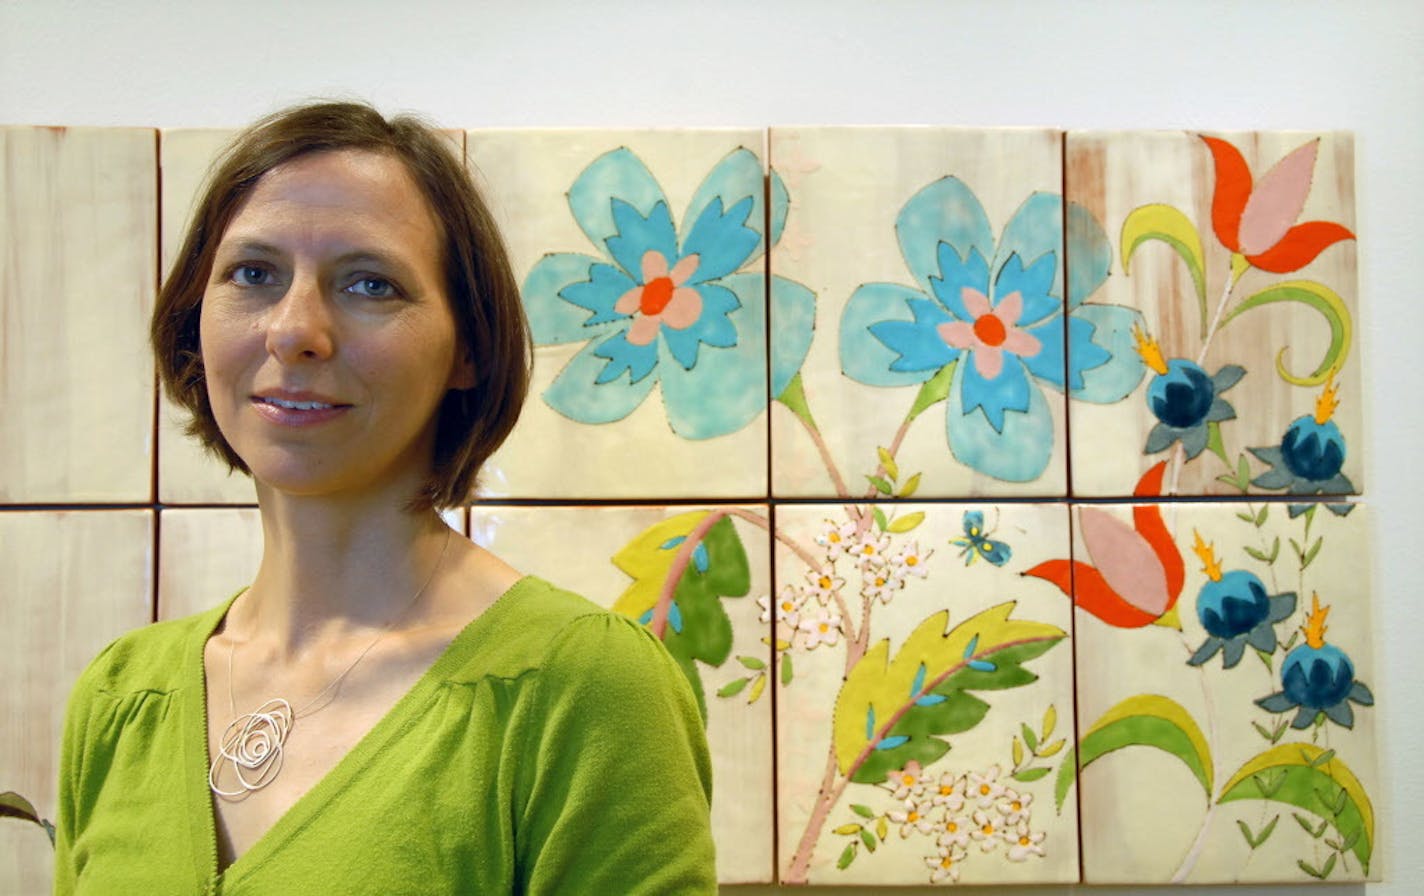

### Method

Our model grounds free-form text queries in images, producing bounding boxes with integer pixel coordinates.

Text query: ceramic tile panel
[469,129,770,499]
[470,503,774,883]
[1065,131,1361,498]
[774,502,1077,885]
[768,127,1104,501]
[1046,495,1379,883]
[0,510,153,893]
[1,127,157,503]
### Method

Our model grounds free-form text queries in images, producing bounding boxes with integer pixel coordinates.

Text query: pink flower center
[973,313,1007,347]
[640,276,676,316]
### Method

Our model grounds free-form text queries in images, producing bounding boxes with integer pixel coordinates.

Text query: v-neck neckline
[180,575,536,891]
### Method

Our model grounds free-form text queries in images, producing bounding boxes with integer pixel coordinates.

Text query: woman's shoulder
[72,598,229,700]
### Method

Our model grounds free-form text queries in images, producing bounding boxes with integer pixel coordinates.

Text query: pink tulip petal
[972,345,1004,380]
[961,287,992,319]
[660,287,703,330]
[669,253,700,286]
[1001,328,1041,359]
[640,250,669,283]
[1238,139,1319,255]
[1078,507,1170,616]
[938,321,977,350]
[627,314,661,346]
[614,285,643,316]
[994,291,1024,327]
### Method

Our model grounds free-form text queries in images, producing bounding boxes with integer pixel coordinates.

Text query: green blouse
[53,577,716,894]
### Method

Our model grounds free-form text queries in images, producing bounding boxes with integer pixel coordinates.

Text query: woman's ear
[448,349,477,391]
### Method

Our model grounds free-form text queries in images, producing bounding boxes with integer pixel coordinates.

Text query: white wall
[3,1,1419,893]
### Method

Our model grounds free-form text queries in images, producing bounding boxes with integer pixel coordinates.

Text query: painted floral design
[840,177,1143,481]
[522,147,814,439]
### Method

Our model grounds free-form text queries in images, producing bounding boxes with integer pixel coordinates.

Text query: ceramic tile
[468,129,770,499]
[768,127,1075,500]
[1,127,156,503]
[471,503,774,883]
[156,129,257,504]
[1065,130,1361,498]
[0,510,153,893]
[1039,494,1379,883]
[774,502,1077,885]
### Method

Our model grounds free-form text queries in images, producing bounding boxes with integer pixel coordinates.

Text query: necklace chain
[209,527,453,799]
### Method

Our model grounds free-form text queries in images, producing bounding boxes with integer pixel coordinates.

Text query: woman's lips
[250,394,351,426]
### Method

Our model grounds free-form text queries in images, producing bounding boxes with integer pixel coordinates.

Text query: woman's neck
[232,486,455,655]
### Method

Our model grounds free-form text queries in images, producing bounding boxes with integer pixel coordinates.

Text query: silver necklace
[208,528,452,799]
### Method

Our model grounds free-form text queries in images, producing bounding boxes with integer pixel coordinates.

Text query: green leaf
[1268,536,1280,564]
[1219,280,1353,386]
[1012,767,1051,783]
[1042,705,1057,740]
[1218,743,1374,873]
[1254,649,1274,674]
[1236,820,1258,849]
[1054,747,1078,813]
[1256,504,1269,526]
[877,446,899,483]
[1012,736,1024,768]
[886,511,925,534]
[837,841,857,870]
[860,828,877,852]
[1299,859,1325,880]
[1066,695,1214,810]
[866,475,893,495]
[1294,812,1324,837]
[1021,723,1039,753]
[907,361,955,422]
[737,655,766,671]
[833,823,863,836]
[850,803,875,819]
[1238,455,1252,490]
[780,652,794,686]
[832,604,1066,783]
[898,473,922,499]
[1236,509,1256,522]
[1310,749,1337,768]
[1321,853,1337,878]
[775,372,816,431]
[717,677,749,698]
[1253,768,1287,798]
[1038,738,1065,757]
[1244,545,1269,562]
[872,506,888,532]
[0,792,41,825]
[1121,203,1209,329]
[1303,538,1323,568]
[1205,421,1228,466]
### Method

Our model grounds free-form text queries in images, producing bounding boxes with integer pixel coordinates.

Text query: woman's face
[199,148,472,503]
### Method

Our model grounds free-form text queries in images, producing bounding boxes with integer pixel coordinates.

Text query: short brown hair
[153,101,530,509]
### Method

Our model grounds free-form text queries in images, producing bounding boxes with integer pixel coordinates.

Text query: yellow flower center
[818,623,829,634]
[940,785,953,796]
[979,784,991,796]
[982,823,994,835]
[946,821,958,833]
[818,575,832,589]
[941,856,954,869]
[906,556,918,566]
[907,811,919,823]
[902,774,915,786]
[1019,835,1031,846]
[1011,800,1022,811]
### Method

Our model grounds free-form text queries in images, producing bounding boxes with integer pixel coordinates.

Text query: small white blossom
[861,565,903,604]
[803,567,845,606]
[1005,821,1046,862]
[889,798,936,838]
[971,808,1001,852]
[893,540,933,578]
[797,610,843,649]
[814,518,858,560]
[884,760,926,801]
[967,765,1006,808]
[997,789,1033,826]
[924,843,965,883]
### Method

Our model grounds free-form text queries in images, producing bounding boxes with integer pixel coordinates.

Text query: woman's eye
[232,265,273,286]
[346,277,398,299]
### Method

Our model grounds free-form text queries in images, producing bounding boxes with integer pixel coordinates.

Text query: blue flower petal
[959,353,1034,432]
[1066,201,1111,310]
[593,330,660,384]
[605,198,678,281]
[769,275,816,400]
[523,253,627,345]
[1069,304,1146,403]
[543,338,658,425]
[659,272,766,439]
[660,282,741,370]
[994,252,1059,327]
[769,169,789,249]
[1063,314,1111,391]
[994,192,1063,303]
[557,261,637,324]
[841,282,950,387]
[896,177,993,297]
[568,147,669,260]
[870,298,958,374]
[681,147,765,275]
[1020,312,1066,389]
[681,196,759,284]
[947,358,1056,482]
[928,244,990,322]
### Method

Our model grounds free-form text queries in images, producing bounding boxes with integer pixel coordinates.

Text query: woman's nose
[264,273,335,363]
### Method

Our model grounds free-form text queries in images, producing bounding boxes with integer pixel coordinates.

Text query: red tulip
[1024,462,1185,628]
[1200,135,1354,274]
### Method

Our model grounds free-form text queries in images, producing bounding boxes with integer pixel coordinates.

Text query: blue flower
[522,148,814,439]
[839,178,1144,481]
[1249,377,1355,515]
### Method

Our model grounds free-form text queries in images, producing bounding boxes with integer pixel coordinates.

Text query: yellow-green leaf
[1218,743,1374,873]
[877,446,899,483]
[609,511,711,617]
[886,511,925,534]
[1056,694,1212,812]
[1219,280,1352,386]
[1012,736,1024,768]
[1042,704,1057,740]
[833,823,863,836]
[1121,203,1208,329]
[747,672,767,704]
[897,473,922,499]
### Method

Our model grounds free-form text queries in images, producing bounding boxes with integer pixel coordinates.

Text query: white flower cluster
[759,516,933,651]
[882,761,1046,884]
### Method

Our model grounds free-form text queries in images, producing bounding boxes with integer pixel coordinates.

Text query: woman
[54,102,716,894]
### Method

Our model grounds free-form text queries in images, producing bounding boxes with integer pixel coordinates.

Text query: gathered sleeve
[512,612,716,894]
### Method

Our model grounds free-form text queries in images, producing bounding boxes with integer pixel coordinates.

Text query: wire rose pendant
[209,698,294,798]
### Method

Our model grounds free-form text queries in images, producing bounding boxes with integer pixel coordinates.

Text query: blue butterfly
[951,510,1011,567]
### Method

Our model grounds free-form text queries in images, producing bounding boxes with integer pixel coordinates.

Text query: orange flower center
[979,784,991,796]
[818,623,829,633]
[818,575,832,589]
[907,811,920,822]
[974,313,1007,346]
[1011,801,1022,811]
[982,822,994,835]
[940,785,953,796]
[1019,835,1031,846]
[639,276,675,315]
[946,821,958,833]
[902,774,916,786]
[941,856,954,869]
[780,601,795,612]
[906,556,918,566]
